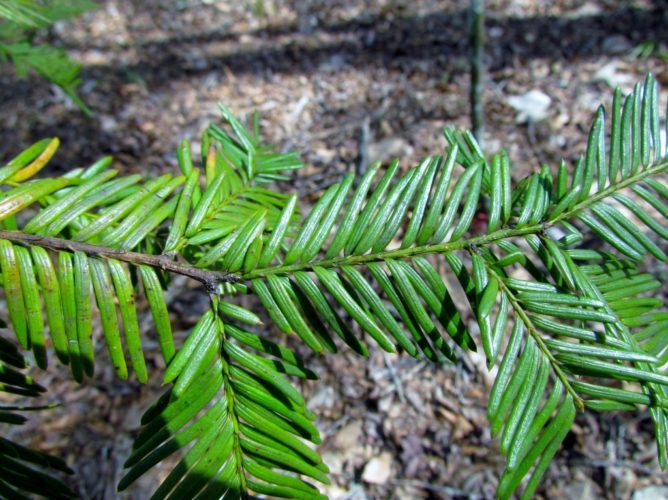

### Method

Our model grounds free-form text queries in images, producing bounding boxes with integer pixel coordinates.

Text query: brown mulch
[1,0,668,498]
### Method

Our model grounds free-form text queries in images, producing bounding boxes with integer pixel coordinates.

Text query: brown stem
[469,0,485,148]
[0,230,239,290]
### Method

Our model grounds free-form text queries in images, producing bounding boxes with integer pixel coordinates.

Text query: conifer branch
[0,229,240,289]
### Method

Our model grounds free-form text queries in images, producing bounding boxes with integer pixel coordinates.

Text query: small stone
[332,420,363,451]
[602,35,632,55]
[378,394,394,413]
[139,121,155,133]
[314,147,337,163]
[320,451,343,476]
[507,90,551,123]
[594,62,634,90]
[323,485,349,499]
[368,136,412,163]
[388,402,403,419]
[309,386,335,410]
[361,452,393,484]
[100,115,118,132]
[632,485,668,500]
[562,477,601,500]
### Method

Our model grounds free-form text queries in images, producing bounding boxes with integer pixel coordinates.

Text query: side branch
[0,230,240,290]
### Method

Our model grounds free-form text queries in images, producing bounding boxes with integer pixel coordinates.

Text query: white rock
[361,452,393,484]
[633,486,668,500]
[507,90,552,123]
[325,485,352,500]
[594,61,634,91]
[320,451,343,476]
[368,137,413,163]
[100,115,118,132]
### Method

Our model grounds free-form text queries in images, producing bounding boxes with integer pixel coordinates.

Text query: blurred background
[1,1,668,498]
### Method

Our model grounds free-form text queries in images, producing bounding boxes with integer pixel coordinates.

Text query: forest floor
[1,0,668,498]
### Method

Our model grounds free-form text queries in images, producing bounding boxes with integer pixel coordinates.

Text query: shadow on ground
[0,4,665,169]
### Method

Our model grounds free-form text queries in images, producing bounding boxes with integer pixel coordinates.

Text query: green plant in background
[630,40,668,64]
[0,76,667,499]
[0,0,97,114]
